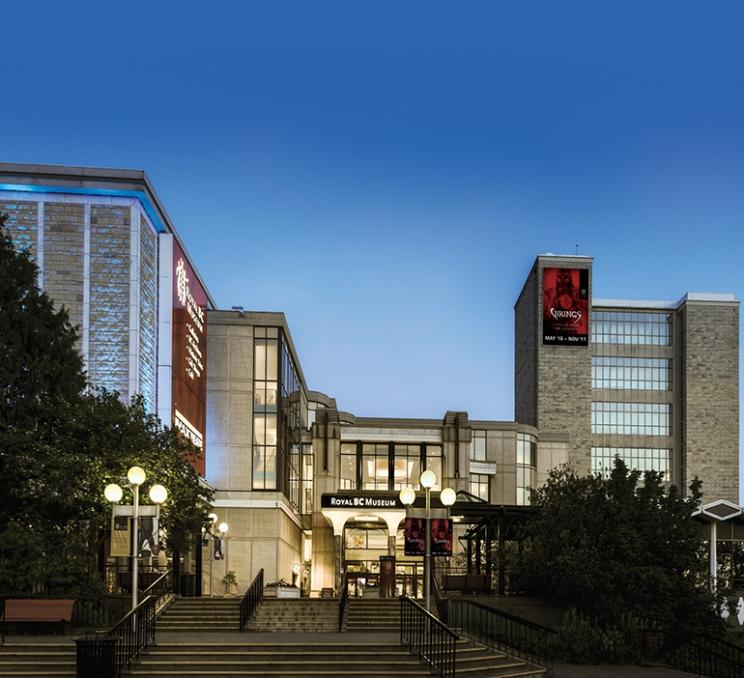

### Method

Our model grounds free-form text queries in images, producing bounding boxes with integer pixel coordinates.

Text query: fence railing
[140,568,172,609]
[338,572,349,631]
[400,596,457,678]
[76,594,157,678]
[72,595,131,629]
[431,571,448,625]
[640,629,744,678]
[448,598,554,673]
[239,568,264,631]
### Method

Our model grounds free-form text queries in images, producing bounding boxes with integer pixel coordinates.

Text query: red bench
[2,599,75,640]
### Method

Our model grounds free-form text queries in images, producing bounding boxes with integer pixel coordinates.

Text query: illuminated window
[362,443,389,490]
[516,433,536,505]
[302,444,313,514]
[253,328,278,490]
[425,445,442,489]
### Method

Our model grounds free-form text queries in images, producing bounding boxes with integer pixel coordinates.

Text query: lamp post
[204,512,218,596]
[218,522,229,592]
[105,466,168,612]
[399,472,456,613]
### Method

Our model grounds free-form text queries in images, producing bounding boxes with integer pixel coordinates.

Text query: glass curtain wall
[340,442,443,490]
[516,433,537,505]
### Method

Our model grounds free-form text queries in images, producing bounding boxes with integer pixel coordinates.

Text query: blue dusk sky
[3,2,744,492]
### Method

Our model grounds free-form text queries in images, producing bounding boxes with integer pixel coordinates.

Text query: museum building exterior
[1,163,739,597]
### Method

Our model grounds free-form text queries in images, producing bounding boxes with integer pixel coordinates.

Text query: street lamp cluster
[104,466,168,612]
[399,470,456,612]
[204,512,229,596]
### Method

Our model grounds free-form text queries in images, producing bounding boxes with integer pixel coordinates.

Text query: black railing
[448,598,555,673]
[400,596,457,678]
[640,629,744,678]
[76,594,156,678]
[239,568,264,631]
[72,595,131,629]
[430,571,448,625]
[140,568,172,609]
[338,572,349,631]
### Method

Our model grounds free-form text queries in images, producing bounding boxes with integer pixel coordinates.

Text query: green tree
[0,216,212,594]
[520,459,717,636]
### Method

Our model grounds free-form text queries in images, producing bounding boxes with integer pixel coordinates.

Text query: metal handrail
[338,572,349,631]
[430,571,448,624]
[239,568,264,631]
[640,628,744,678]
[76,594,157,678]
[448,598,555,672]
[400,596,458,678]
[140,568,172,600]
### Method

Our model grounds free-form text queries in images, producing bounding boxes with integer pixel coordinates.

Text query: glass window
[425,445,442,489]
[591,402,671,436]
[362,443,389,490]
[393,444,421,490]
[470,473,489,502]
[591,311,672,346]
[340,443,357,490]
[302,443,313,514]
[516,433,536,506]
[592,357,671,391]
[591,447,672,478]
[471,430,486,461]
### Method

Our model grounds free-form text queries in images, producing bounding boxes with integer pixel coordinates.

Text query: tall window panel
[253,328,278,489]
[302,444,314,514]
[592,311,672,345]
[516,433,536,506]
[591,402,671,436]
[471,430,487,461]
[425,445,442,489]
[591,447,672,477]
[340,443,357,489]
[393,444,421,490]
[591,357,671,391]
[362,443,389,490]
[469,473,490,502]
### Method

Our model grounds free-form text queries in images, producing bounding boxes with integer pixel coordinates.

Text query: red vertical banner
[172,240,207,475]
[542,267,589,346]
[404,518,426,556]
[431,519,453,557]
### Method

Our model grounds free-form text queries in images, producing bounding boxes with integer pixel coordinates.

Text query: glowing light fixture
[420,470,437,489]
[104,483,123,503]
[149,484,168,504]
[127,466,146,486]
[399,487,416,506]
[218,522,229,535]
[440,487,456,506]
[208,512,218,524]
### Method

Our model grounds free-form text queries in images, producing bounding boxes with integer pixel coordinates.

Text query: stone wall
[0,199,38,260]
[514,265,538,426]
[682,301,739,502]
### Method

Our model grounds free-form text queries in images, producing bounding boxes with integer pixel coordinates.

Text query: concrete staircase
[345,598,400,631]
[156,596,239,632]
[247,598,339,631]
[0,641,76,677]
[128,638,546,677]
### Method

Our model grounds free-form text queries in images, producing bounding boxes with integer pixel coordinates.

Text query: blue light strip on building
[0,183,167,233]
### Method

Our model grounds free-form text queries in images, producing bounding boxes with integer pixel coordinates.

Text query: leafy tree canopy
[519,459,717,635]
[0,216,212,594]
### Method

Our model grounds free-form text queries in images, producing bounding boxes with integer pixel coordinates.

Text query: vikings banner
[431,518,453,557]
[404,518,426,556]
[542,267,589,346]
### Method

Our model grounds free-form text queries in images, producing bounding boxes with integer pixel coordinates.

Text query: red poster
[542,267,589,346]
[431,519,453,557]
[172,240,208,475]
[404,518,426,556]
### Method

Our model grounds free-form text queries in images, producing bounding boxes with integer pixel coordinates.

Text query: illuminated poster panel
[404,517,426,556]
[542,267,589,346]
[172,240,207,475]
[431,518,453,557]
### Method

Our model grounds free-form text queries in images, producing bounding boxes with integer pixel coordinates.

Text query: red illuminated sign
[172,240,207,475]
[542,267,589,346]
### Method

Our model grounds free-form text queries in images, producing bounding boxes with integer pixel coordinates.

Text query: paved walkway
[554,665,694,677]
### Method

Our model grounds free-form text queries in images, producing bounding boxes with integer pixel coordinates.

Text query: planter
[264,586,300,598]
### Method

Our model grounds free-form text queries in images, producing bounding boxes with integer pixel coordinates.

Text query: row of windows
[591,402,671,436]
[591,357,671,391]
[591,447,672,477]
[516,433,537,506]
[592,311,672,346]
[469,473,489,502]
[340,442,443,491]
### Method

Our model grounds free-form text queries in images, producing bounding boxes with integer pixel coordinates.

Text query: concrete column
[334,534,343,594]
